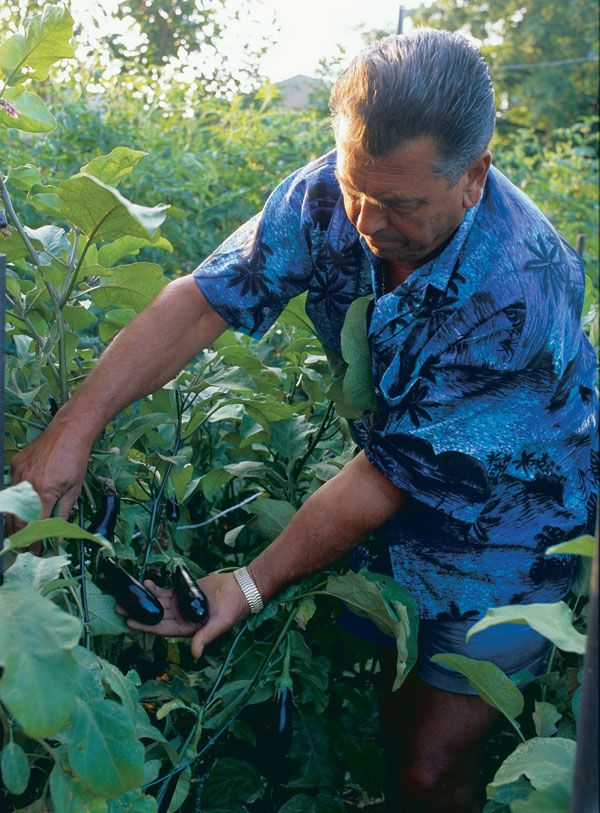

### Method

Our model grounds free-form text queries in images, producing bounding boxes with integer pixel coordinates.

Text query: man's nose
[354,197,388,237]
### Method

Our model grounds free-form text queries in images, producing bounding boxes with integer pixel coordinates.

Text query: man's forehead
[335,138,439,200]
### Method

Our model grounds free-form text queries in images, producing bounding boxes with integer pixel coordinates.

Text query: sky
[233,0,418,83]
[68,0,420,84]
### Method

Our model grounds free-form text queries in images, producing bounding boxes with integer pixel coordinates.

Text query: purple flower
[0,98,19,118]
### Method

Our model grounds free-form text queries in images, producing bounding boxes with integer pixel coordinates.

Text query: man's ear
[462,150,491,208]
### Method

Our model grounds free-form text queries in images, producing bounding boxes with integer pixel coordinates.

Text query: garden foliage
[0,5,597,812]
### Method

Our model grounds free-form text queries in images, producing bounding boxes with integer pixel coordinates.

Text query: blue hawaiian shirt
[193,150,598,620]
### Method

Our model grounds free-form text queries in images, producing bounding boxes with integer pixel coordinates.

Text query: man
[10,29,597,812]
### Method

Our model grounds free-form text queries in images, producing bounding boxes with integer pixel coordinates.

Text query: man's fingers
[142,580,175,599]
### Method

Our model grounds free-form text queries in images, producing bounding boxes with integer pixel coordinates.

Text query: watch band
[233,566,264,614]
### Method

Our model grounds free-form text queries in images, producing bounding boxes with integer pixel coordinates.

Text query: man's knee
[388,755,480,812]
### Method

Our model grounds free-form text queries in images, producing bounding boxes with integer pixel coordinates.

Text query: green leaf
[81,147,148,188]
[97,235,172,267]
[0,87,56,132]
[487,738,575,799]
[546,534,595,557]
[89,263,167,312]
[431,654,524,721]
[0,4,74,84]
[0,583,81,737]
[49,764,108,813]
[207,365,257,393]
[466,602,586,654]
[25,224,71,256]
[7,163,42,191]
[324,569,418,689]
[510,783,571,813]
[63,304,98,330]
[202,757,265,808]
[276,292,317,334]
[65,697,145,797]
[278,794,346,813]
[201,469,235,500]
[241,398,294,427]
[340,295,377,416]
[1,740,30,795]
[59,174,168,243]
[288,710,337,787]
[532,701,561,737]
[107,791,158,812]
[0,481,42,521]
[4,518,114,553]
[250,498,297,540]
[171,464,193,502]
[86,580,128,636]
[4,551,69,591]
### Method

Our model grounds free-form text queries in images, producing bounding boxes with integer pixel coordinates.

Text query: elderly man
[11,29,596,812]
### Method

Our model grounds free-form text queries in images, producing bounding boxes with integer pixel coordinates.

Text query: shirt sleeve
[193,168,314,338]
[363,298,539,522]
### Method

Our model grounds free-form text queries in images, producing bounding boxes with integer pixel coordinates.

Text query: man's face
[336,135,489,266]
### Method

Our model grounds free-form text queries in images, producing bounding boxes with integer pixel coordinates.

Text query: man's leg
[378,648,500,813]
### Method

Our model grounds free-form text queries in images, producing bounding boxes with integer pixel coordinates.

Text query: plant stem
[293,400,335,482]
[176,492,262,531]
[1,174,69,402]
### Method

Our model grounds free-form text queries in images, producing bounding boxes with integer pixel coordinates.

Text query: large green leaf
[487,738,575,799]
[4,517,114,553]
[49,764,108,813]
[88,263,167,312]
[0,4,74,84]
[0,583,81,737]
[59,174,168,243]
[340,295,377,415]
[0,87,56,132]
[431,654,524,721]
[324,569,418,689]
[466,602,586,654]
[4,551,69,591]
[81,147,148,188]
[65,697,145,797]
[0,481,41,522]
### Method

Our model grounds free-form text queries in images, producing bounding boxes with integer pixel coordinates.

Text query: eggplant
[98,556,164,626]
[165,497,180,523]
[89,492,120,539]
[172,563,209,626]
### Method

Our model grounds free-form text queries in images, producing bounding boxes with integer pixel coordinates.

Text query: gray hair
[330,28,495,184]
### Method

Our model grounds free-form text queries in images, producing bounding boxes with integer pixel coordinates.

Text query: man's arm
[10,275,228,521]
[247,451,406,601]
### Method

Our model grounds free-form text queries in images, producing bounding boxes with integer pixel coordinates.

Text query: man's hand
[8,411,93,534]
[119,573,250,659]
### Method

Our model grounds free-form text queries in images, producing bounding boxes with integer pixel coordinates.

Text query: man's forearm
[247,451,407,602]
[59,276,228,441]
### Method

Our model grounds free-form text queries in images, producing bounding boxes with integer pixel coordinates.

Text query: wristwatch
[233,566,264,614]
